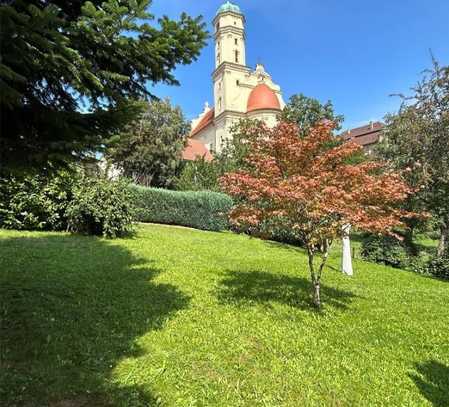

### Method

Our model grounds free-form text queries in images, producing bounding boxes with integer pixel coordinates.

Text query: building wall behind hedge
[130,186,233,232]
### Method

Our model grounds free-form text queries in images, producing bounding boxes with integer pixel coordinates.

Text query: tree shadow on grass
[0,234,189,406]
[410,360,449,407]
[216,270,357,312]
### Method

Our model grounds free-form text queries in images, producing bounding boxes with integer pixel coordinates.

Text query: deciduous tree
[221,121,414,308]
[107,99,189,188]
[377,59,449,256]
[280,93,344,135]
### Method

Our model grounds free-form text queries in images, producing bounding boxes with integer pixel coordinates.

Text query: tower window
[235,38,238,45]
[235,50,239,63]
[216,22,220,31]
[218,97,222,110]
[217,52,221,64]
[236,80,240,86]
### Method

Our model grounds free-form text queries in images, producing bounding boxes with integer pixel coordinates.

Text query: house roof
[341,121,384,147]
[182,139,213,162]
[247,84,281,113]
[191,108,215,137]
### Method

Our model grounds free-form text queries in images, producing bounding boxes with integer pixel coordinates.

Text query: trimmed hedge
[130,186,233,231]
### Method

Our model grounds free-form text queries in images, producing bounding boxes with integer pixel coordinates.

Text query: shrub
[425,255,449,280]
[66,177,135,238]
[175,158,221,192]
[0,171,134,238]
[131,186,232,231]
[0,171,76,231]
[361,234,409,268]
[233,217,305,247]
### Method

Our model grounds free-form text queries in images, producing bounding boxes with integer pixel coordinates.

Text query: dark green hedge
[130,186,233,231]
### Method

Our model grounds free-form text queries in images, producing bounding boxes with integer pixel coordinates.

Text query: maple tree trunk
[312,279,321,308]
[307,249,320,308]
[437,222,449,257]
[307,241,331,308]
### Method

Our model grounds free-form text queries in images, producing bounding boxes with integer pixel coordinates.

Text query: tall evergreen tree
[0,0,207,171]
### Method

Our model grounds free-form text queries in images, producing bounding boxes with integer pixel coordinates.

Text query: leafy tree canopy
[107,98,190,188]
[280,93,344,135]
[221,121,414,307]
[0,0,207,171]
[377,58,449,256]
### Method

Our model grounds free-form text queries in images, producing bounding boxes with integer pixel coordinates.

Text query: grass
[1,224,448,406]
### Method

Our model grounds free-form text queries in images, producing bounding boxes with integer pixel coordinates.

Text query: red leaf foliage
[220,121,416,246]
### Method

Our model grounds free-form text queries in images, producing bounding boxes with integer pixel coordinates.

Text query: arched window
[234,50,239,63]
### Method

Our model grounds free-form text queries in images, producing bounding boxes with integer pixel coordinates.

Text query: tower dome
[247,84,281,112]
[216,1,242,16]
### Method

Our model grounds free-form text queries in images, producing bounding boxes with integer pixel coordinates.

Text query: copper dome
[247,83,281,113]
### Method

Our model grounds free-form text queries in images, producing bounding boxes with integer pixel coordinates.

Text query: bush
[175,158,221,192]
[425,255,449,280]
[361,234,409,268]
[131,186,233,231]
[0,171,76,231]
[233,217,305,247]
[66,177,135,238]
[0,171,134,238]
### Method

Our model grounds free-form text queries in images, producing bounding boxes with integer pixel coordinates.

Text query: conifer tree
[0,0,207,171]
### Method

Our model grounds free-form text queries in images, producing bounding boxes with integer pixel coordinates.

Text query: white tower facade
[213,2,247,121]
[188,2,285,155]
[214,5,246,68]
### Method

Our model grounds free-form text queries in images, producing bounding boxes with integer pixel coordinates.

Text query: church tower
[213,2,248,117]
[187,2,285,156]
[214,1,246,70]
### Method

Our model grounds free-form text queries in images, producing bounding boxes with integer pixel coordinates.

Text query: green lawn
[1,224,448,406]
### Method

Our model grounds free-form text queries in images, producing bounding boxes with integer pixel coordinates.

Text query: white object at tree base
[341,224,353,276]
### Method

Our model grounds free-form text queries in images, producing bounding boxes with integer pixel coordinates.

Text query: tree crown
[221,121,415,246]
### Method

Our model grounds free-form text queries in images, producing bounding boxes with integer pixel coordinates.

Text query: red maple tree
[220,121,415,308]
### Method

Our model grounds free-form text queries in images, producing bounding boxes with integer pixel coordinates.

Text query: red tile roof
[247,83,281,113]
[191,108,215,137]
[182,139,213,162]
[341,121,384,147]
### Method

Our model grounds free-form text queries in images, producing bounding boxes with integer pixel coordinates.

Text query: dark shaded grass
[411,361,449,407]
[0,234,188,406]
[216,270,359,311]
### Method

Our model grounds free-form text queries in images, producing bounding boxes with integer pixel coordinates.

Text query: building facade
[189,2,285,154]
[340,121,384,155]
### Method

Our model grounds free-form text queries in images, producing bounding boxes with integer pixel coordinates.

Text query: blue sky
[149,0,449,130]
